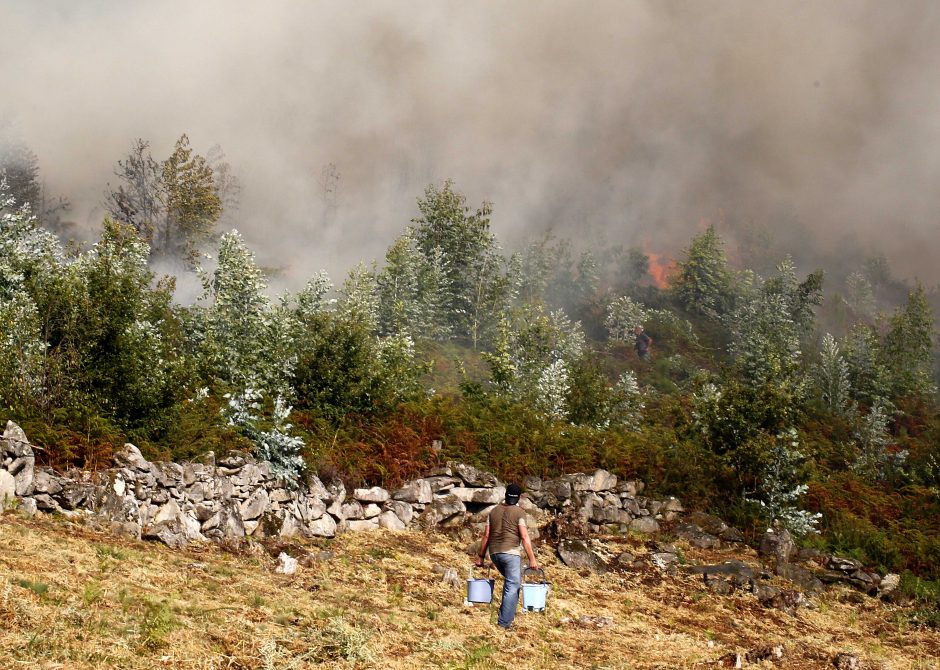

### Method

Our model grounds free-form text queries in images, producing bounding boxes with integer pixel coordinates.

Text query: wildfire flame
[647,253,676,289]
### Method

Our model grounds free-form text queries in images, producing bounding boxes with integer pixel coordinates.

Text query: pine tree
[882,283,936,399]
[673,225,732,318]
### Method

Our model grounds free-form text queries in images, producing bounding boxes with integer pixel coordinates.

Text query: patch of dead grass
[0,512,937,669]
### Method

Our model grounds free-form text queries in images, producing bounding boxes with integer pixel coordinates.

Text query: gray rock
[378,510,406,530]
[662,497,684,513]
[0,469,16,508]
[392,479,433,504]
[239,488,269,521]
[269,488,292,503]
[585,469,618,492]
[688,560,760,583]
[544,478,573,501]
[387,500,414,525]
[650,552,679,570]
[451,463,499,488]
[418,494,466,528]
[3,421,35,495]
[629,516,660,534]
[615,551,637,568]
[827,556,864,573]
[879,573,900,598]
[557,538,608,574]
[758,528,795,565]
[362,503,382,519]
[17,496,38,517]
[347,518,380,532]
[424,475,460,493]
[143,519,189,548]
[590,505,631,525]
[203,500,245,540]
[449,486,506,505]
[341,501,365,520]
[304,474,329,499]
[113,443,150,471]
[296,496,327,523]
[675,523,720,549]
[353,486,390,503]
[833,653,861,670]
[776,563,824,594]
[305,513,337,538]
[32,493,61,511]
[522,475,542,492]
[30,468,63,495]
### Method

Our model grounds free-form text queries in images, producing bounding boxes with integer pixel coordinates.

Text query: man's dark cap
[505,483,523,504]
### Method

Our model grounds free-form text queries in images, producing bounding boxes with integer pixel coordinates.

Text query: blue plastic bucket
[467,566,495,603]
[521,568,550,612]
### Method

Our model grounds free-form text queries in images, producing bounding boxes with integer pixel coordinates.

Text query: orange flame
[647,253,676,289]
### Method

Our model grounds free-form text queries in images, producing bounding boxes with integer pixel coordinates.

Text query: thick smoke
[3,0,940,284]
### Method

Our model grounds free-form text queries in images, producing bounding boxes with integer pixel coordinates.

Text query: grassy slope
[1,513,938,670]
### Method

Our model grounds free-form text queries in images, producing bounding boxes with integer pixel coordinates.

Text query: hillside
[1,513,937,670]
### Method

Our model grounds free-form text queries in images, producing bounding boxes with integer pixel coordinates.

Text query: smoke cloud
[3,1,940,284]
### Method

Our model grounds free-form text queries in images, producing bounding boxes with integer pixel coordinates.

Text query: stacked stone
[2,420,690,549]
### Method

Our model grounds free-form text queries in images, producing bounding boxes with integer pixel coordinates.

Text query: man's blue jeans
[490,552,522,628]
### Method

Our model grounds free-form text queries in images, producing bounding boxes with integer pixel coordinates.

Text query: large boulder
[557,538,608,574]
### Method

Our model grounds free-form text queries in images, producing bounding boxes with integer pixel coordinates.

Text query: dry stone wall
[0,421,686,548]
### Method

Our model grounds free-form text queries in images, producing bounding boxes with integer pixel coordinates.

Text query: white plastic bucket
[521,568,550,612]
[467,566,495,603]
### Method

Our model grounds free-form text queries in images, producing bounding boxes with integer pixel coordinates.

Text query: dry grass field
[0,512,937,670]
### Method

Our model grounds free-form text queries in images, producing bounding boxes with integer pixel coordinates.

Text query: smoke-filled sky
[3,0,940,284]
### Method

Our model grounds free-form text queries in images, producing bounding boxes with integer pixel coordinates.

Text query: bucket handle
[468,563,493,580]
[523,567,547,583]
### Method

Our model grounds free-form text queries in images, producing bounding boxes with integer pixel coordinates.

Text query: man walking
[634,325,652,361]
[475,483,539,629]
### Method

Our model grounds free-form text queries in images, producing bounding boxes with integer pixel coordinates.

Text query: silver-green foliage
[484,305,585,419]
[224,389,304,484]
[604,296,647,343]
[814,333,852,415]
[745,428,821,536]
[852,397,903,482]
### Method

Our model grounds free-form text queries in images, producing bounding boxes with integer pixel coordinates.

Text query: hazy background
[3,0,940,284]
